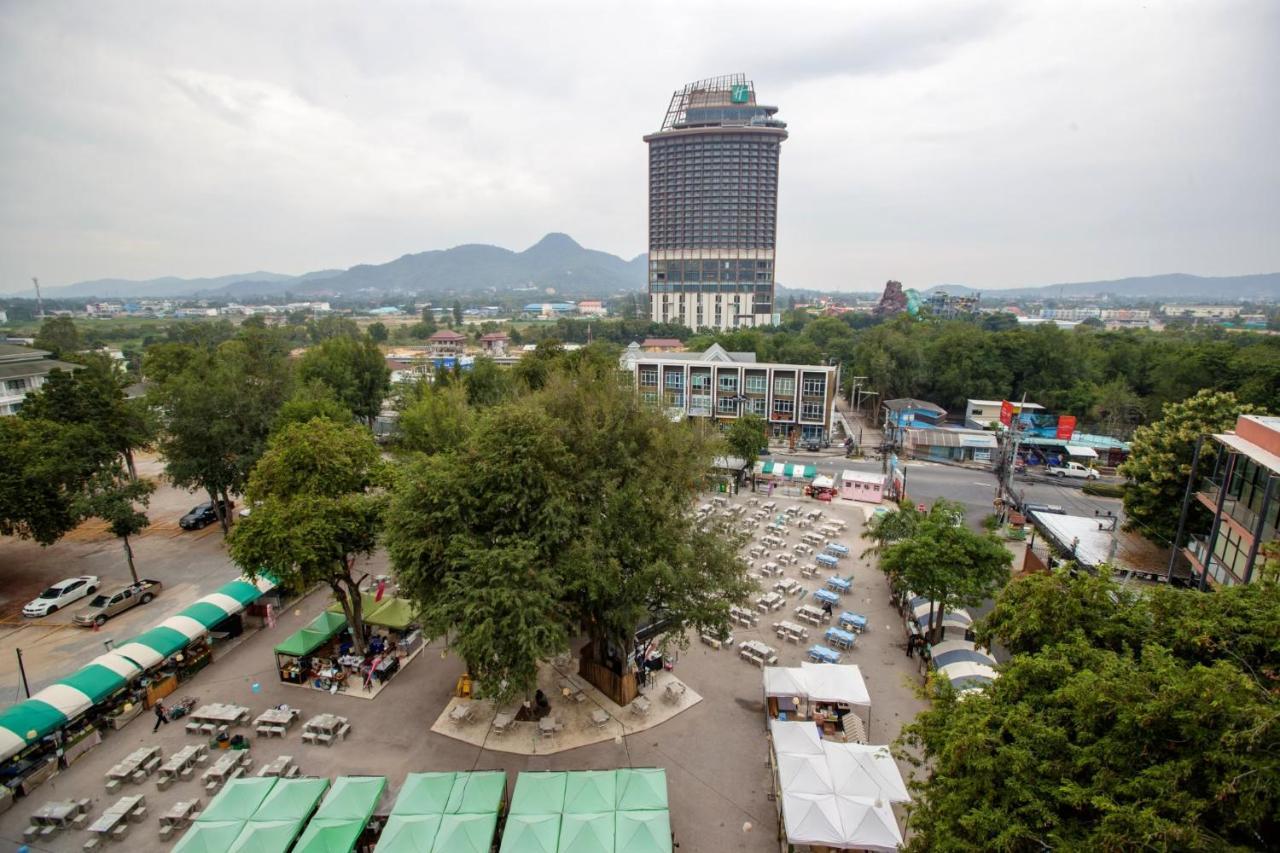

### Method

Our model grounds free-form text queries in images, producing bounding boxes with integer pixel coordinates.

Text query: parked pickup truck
[1045,461,1099,480]
[72,580,163,627]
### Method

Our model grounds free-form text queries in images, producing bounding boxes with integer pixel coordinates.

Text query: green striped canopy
[0,700,67,745]
[126,626,190,658]
[754,461,818,479]
[181,601,237,629]
[57,664,129,703]
[220,578,267,606]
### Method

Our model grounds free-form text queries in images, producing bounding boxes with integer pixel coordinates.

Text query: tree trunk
[122,534,139,585]
[123,447,137,481]
[330,559,367,655]
[216,488,232,533]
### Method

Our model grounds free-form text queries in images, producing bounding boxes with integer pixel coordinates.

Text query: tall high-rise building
[644,74,787,331]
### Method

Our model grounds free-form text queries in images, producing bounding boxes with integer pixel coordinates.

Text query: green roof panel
[391,772,455,816]
[614,769,668,812]
[219,579,265,606]
[314,776,386,821]
[56,664,126,704]
[557,812,613,853]
[373,815,442,853]
[200,778,279,823]
[614,810,672,853]
[130,625,190,657]
[252,777,329,822]
[292,817,365,853]
[228,818,306,853]
[446,771,505,815]
[173,819,248,853]
[274,612,349,657]
[181,600,236,629]
[563,771,616,815]
[499,813,561,853]
[0,699,68,743]
[509,772,568,815]
[431,812,498,853]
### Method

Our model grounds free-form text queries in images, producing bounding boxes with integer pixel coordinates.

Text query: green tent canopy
[219,579,267,606]
[127,625,191,658]
[292,817,366,853]
[563,771,616,815]
[373,814,442,853]
[314,776,387,821]
[499,813,561,853]
[228,818,306,853]
[0,700,69,746]
[431,812,498,853]
[557,812,614,853]
[200,778,279,823]
[274,611,349,657]
[251,777,329,822]
[173,819,248,853]
[509,772,567,816]
[615,770,669,812]
[55,664,126,704]
[390,772,455,816]
[446,771,506,815]
[326,594,418,631]
[615,810,673,853]
[180,600,237,630]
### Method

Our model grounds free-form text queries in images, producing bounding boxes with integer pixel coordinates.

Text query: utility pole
[1000,393,1028,514]
[32,277,44,319]
[16,648,31,699]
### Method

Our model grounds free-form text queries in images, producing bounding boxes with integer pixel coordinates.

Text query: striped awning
[57,664,132,704]
[88,652,145,681]
[159,615,210,642]
[114,642,165,670]
[123,626,190,660]
[754,461,818,480]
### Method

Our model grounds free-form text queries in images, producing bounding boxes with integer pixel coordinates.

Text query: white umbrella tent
[770,719,908,851]
[763,664,872,739]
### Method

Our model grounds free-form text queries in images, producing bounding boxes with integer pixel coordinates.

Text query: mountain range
[15,236,1280,302]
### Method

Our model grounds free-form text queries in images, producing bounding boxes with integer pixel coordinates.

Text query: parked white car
[23,575,100,618]
[1046,461,1100,480]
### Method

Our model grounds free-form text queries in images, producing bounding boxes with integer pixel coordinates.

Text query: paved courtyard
[0,488,929,852]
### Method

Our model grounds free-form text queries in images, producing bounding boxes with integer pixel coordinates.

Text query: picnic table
[799,565,820,579]
[796,604,828,626]
[808,645,842,664]
[825,542,850,558]
[756,592,785,613]
[254,706,300,738]
[88,795,147,842]
[760,562,782,577]
[793,543,814,556]
[739,640,778,667]
[774,578,802,596]
[838,611,868,633]
[761,535,784,548]
[729,605,759,628]
[159,798,201,833]
[257,755,298,778]
[25,798,90,840]
[773,620,809,644]
[762,501,776,511]
[825,626,856,650]
[630,696,652,716]
[157,744,207,789]
[302,713,350,745]
[188,704,250,736]
[816,553,839,569]
[826,576,852,593]
[202,750,252,792]
[777,553,797,566]
[590,708,611,727]
[813,588,841,606]
[105,745,162,787]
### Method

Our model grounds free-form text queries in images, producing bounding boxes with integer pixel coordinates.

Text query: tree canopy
[901,570,1280,851]
[724,412,766,463]
[297,335,389,425]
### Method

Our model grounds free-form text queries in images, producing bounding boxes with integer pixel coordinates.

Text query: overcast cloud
[1,0,1277,291]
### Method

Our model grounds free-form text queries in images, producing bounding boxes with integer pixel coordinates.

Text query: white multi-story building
[620,343,838,443]
[1162,305,1241,319]
[0,344,81,416]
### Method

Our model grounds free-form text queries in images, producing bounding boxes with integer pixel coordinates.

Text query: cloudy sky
[1,0,1277,292]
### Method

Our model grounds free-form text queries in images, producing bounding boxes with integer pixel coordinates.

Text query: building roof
[1213,432,1280,475]
[0,356,82,381]
[883,398,946,416]
[641,338,683,348]
[904,427,998,449]
[1028,512,1118,570]
[428,329,466,341]
[0,343,53,362]
[479,332,508,342]
[968,399,1046,410]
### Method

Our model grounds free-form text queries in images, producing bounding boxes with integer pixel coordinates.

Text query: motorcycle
[166,695,197,721]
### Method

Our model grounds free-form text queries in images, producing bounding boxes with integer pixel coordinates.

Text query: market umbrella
[614,810,672,853]
[498,813,561,853]
[509,772,567,815]
[374,814,442,853]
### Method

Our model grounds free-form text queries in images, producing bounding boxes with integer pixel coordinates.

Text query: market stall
[762,664,872,742]
[753,461,818,497]
[769,719,908,852]
[322,594,425,696]
[498,769,671,853]
[292,775,388,853]
[375,771,504,853]
[806,475,837,501]
[273,611,351,690]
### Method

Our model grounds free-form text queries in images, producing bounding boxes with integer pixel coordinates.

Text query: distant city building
[1174,415,1280,588]
[0,344,81,416]
[576,300,607,317]
[0,309,7,325]
[523,302,576,318]
[645,74,787,331]
[1039,307,1101,321]
[1162,304,1242,320]
[622,343,838,443]
[926,292,980,319]
[427,329,466,357]
[640,338,684,353]
[479,332,509,356]
[965,398,1045,431]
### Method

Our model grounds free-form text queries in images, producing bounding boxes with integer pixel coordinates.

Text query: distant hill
[927,273,1280,302]
[30,233,647,300]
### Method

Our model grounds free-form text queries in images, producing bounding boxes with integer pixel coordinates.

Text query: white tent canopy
[937,661,998,689]
[1065,444,1099,458]
[763,664,870,708]
[812,475,835,489]
[772,720,908,850]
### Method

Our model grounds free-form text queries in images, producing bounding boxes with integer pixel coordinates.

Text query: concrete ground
[0,489,929,852]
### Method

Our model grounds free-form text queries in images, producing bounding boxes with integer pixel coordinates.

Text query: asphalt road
[765,451,1126,532]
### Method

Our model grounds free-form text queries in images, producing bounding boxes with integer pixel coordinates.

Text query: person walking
[153,701,169,733]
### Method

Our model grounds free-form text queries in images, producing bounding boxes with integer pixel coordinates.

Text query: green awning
[557,812,613,853]
[219,579,266,606]
[181,601,237,629]
[431,813,498,853]
[56,664,126,704]
[200,778,279,822]
[128,625,191,658]
[500,813,561,853]
[228,818,306,853]
[292,817,366,853]
[754,461,818,479]
[446,771,505,815]
[614,811,672,853]
[615,770,668,812]
[374,815,442,853]
[326,594,417,631]
[251,778,329,822]
[312,775,386,821]
[510,772,567,815]
[391,772,455,816]
[174,819,248,853]
[0,699,68,745]
[274,611,349,657]
[563,771,616,815]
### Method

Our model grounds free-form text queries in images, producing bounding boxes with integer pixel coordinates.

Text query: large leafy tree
[33,316,82,358]
[74,466,155,584]
[396,384,472,456]
[20,353,152,478]
[297,335,389,426]
[724,413,766,464]
[1119,389,1258,545]
[901,571,1279,851]
[385,366,751,703]
[153,332,291,532]
[228,419,388,653]
[879,500,1011,641]
[0,417,115,545]
[274,380,353,431]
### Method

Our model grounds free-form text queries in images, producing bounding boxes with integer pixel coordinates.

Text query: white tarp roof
[772,720,907,850]
[812,475,835,489]
[1065,444,1098,458]
[938,661,998,688]
[763,665,870,707]
[841,470,885,486]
